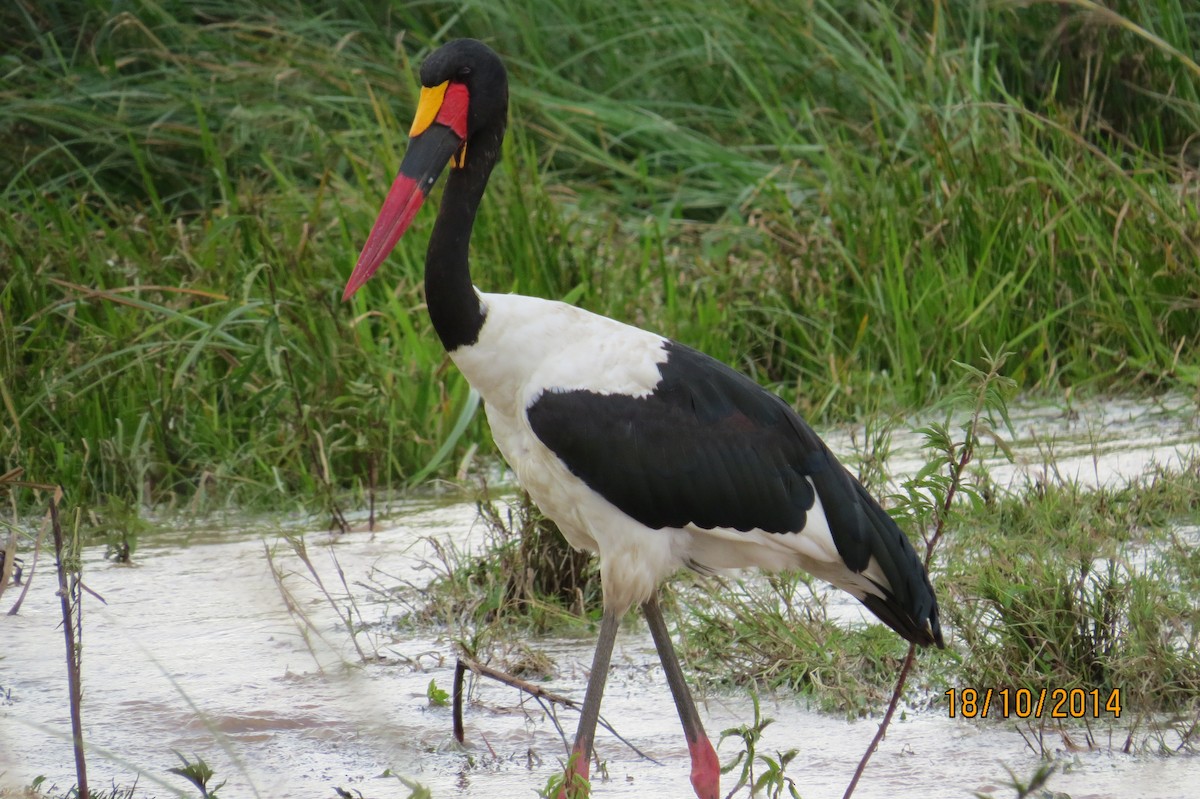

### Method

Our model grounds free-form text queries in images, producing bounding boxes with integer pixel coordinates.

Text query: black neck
[425,126,503,352]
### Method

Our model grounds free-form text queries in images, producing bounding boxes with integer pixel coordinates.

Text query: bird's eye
[458,66,472,77]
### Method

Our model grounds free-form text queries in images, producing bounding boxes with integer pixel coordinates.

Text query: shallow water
[1,396,1197,798]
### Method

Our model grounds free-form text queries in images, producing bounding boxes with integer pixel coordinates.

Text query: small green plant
[718,691,801,798]
[167,752,225,799]
[87,498,150,564]
[974,761,1057,799]
[49,499,89,799]
[753,750,802,799]
[538,751,591,799]
[7,780,141,799]
[336,771,430,799]
[427,678,450,707]
[377,770,433,799]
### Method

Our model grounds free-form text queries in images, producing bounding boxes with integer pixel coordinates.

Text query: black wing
[526,340,942,646]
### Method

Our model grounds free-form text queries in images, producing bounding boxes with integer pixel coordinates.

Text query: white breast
[450,292,693,610]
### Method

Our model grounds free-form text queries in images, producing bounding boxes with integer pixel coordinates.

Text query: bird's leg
[559,604,622,799]
[642,593,721,799]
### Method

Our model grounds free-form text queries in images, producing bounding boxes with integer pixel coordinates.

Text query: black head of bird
[343,38,507,302]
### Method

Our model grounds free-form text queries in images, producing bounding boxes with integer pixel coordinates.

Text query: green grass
[396,489,602,654]
[675,572,917,716]
[943,462,1200,718]
[2,0,1199,513]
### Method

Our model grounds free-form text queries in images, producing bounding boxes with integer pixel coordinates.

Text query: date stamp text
[945,687,1121,719]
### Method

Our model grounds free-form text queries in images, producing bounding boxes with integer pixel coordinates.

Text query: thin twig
[453,656,660,763]
[2,470,55,616]
[51,492,88,799]
[843,466,961,798]
[286,536,368,662]
[6,511,46,615]
[453,659,468,743]
[455,656,580,742]
[841,645,915,799]
[844,360,1000,798]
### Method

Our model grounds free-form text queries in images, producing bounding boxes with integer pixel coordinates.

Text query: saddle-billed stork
[344,38,943,799]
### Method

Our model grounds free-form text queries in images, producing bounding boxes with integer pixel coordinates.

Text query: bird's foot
[689,735,721,799]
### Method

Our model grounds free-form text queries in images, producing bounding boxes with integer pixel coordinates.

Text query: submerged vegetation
[2,0,1199,512]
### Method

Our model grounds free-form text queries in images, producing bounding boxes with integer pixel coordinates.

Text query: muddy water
[1,396,1198,798]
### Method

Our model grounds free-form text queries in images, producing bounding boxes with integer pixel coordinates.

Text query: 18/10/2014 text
[945,688,1122,719]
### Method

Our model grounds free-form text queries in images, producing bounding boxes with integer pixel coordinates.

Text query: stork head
[343,39,507,300]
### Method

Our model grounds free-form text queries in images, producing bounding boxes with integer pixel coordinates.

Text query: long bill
[342,80,470,300]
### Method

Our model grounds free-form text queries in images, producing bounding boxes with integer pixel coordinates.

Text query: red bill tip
[342,172,428,301]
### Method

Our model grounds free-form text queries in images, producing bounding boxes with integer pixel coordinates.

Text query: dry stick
[51,494,88,799]
[1,529,17,599]
[287,536,369,662]
[843,408,980,799]
[4,473,57,616]
[368,453,377,532]
[1,525,22,607]
[840,644,916,799]
[454,656,580,745]
[453,656,659,763]
[453,659,468,743]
